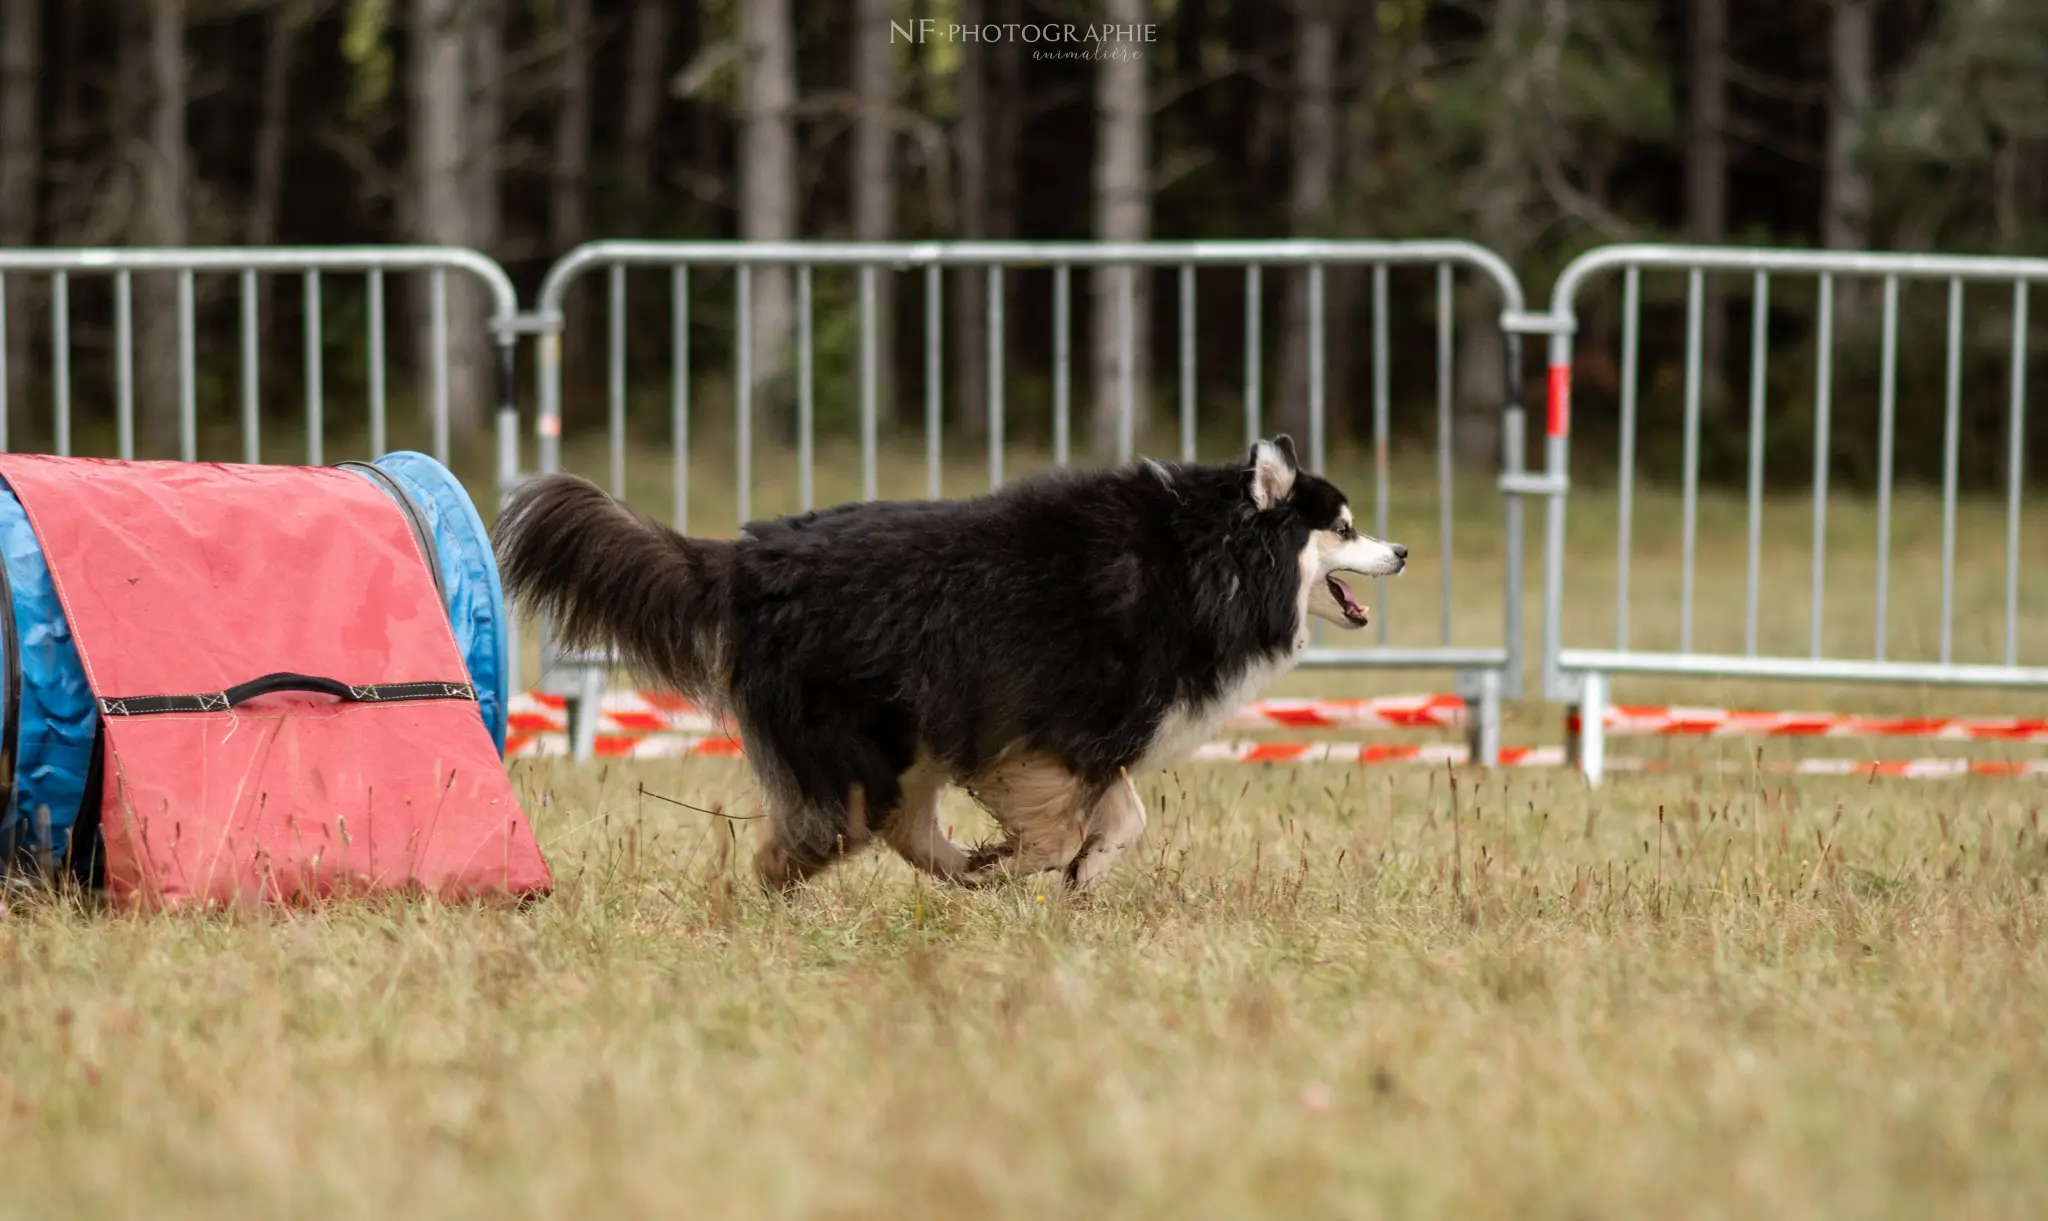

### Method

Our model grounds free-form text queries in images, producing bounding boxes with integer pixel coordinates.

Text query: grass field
[2,431,2045,1218]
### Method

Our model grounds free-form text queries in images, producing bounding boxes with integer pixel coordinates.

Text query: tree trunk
[1688,0,1728,415]
[1325,0,1377,443]
[1091,0,1150,458]
[1824,0,1875,329]
[621,0,668,232]
[1276,0,1336,447]
[988,0,1023,431]
[247,1,298,246]
[137,0,189,454]
[409,0,485,435]
[852,0,898,428]
[550,0,590,255]
[469,0,504,254]
[551,0,591,415]
[953,0,989,441]
[0,0,41,432]
[740,0,798,421]
[1824,0,1874,253]
[1453,0,1534,470]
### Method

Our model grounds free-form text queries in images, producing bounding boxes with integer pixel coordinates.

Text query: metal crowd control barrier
[1520,244,2047,783]
[0,246,526,682]
[510,240,1533,765]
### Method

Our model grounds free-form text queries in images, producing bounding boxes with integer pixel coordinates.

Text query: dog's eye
[1336,523,1356,539]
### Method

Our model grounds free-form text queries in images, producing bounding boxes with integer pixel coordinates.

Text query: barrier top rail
[532,239,1526,319]
[1542,243,2048,340]
[0,245,522,335]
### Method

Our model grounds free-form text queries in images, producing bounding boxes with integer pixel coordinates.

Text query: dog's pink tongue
[1329,576,1369,619]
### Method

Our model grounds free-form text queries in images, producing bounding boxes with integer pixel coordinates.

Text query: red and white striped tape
[1221,693,1466,731]
[1572,705,2048,743]
[1188,741,1559,766]
[502,731,2048,779]
[504,690,2047,779]
[507,690,1468,737]
[510,691,722,736]
[508,731,742,760]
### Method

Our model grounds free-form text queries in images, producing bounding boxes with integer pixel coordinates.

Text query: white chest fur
[1136,533,1320,774]
[1134,649,1299,774]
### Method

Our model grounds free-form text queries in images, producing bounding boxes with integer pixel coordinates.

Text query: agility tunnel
[0,451,547,907]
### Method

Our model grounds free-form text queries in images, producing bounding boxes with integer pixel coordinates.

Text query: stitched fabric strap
[97,672,476,717]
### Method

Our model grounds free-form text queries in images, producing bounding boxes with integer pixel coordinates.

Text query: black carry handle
[97,672,476,717]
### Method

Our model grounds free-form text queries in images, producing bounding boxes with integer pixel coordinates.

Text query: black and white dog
[493,435,1405,893]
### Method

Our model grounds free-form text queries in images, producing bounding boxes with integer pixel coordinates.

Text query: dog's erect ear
[1245,436,1299,510]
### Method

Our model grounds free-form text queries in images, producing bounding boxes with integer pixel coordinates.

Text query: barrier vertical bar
[988,265,1004,489]
[1187,264,1196,462]
[306,270,326,465]
[1615,266,1640,649]
[1679,268,1703,652]
[496,398,520,696]
[1501,320,1525,704]
[1053,264,1071,467]
[367,269,386,459]
[1179,263,1196,463]
[0,274,7,453]
[1540,307,1571,703]
[608,264,627,499]
[117,271,136,461]
[1744,271,1769,657]
[1244,264,1262,447]
[2007,282,2029,668]
[858,265,877,501]
[178,270,197,463]
[1371,263,1390,644]
[1435,264,1453,647]
[1875,275,1899,661]
[1810,274,1834,659]
[52,273,69,457]
[237,270,256,463]
[538,302,562,478]
[737,265,753,526]
[798,264,815,509]
[925,264,942,498]
[1117,265,1136,463]
[1939,277,1962,665]
[429,269,448,466]
[673,265,691,530]
[1308,263,1326,474]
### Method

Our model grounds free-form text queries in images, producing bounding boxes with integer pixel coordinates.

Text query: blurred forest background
[0,0,2043,485]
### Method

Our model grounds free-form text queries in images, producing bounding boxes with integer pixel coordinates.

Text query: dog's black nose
[1392,544,1408,561]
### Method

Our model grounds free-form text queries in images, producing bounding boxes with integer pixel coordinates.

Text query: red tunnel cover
[0,455,550,908]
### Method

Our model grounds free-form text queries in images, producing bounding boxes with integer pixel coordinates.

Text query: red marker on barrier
[1546,363,1572,438]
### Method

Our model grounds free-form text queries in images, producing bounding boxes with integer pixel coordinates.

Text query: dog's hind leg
[876,757,973,881]
[959,752,1091,885]
[749,751,876,893]
[1066,768,1149,893]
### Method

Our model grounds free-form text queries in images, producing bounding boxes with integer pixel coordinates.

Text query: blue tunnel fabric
[353,452,511,756]
[0,455,510,865]
[0,479,97,864]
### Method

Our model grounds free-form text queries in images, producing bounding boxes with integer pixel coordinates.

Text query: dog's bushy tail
[493,473,735,705]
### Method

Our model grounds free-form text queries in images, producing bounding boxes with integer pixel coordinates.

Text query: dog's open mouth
[1327,575,1369,626]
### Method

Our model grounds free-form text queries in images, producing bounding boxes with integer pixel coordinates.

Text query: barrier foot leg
[1577,671,1608,787]
[1462,670,1503,768]
[570,664,606,763]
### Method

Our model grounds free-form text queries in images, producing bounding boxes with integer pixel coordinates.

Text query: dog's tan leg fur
[1069,769,1148,892]
[961,752,1091,883]
[877,759,973,880]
